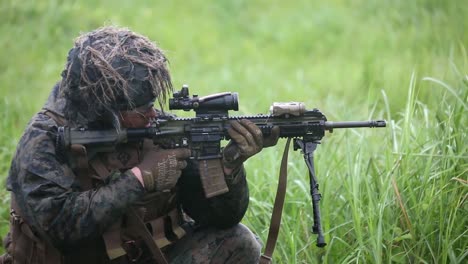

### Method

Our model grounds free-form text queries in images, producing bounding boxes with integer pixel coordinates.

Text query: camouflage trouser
[0,223,262,264]
[165,223,262,264]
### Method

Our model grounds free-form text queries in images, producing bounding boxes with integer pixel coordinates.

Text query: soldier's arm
[10,118,145,248]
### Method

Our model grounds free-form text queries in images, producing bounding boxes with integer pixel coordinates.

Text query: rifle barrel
[325,120,386,129]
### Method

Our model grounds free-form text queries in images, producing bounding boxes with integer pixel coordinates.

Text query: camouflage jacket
[6,83,250,253]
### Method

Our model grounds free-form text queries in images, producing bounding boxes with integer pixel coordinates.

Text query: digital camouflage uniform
[1,26,262,263]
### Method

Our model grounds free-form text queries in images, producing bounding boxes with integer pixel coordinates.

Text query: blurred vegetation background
[0,0,466,263]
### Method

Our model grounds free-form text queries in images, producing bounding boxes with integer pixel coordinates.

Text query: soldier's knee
[229,224,262,259]
[0,254,13,264]
[167,223,262,263]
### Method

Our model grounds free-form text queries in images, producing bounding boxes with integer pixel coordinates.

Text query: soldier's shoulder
[17,112,58,152]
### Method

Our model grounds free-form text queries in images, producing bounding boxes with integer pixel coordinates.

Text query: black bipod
[294,138,327,247]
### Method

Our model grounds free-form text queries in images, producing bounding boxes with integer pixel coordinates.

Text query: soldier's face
[119,102,157,128]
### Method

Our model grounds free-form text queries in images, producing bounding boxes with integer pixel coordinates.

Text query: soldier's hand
[222,119,280,171]
[263,126,280,148]
[136,145,191,192]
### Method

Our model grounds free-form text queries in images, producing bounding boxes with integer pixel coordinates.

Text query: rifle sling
[127,207,168,264]
[260,138,291,264]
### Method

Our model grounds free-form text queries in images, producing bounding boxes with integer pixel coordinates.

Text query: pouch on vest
[7,198,63,264]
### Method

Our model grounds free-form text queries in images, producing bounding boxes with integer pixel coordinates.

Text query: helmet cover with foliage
[60,26,172,128]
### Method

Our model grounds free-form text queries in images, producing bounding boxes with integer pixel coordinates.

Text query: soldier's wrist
[222,148,245,170]
[224,165,244,184]
[130,167,144,187]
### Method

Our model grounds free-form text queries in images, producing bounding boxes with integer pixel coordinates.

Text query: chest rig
[50,110,185,263]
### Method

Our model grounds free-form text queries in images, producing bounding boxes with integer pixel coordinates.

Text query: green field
[1,0,466,263]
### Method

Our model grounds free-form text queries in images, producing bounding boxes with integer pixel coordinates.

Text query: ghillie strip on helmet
[60,26,173,128]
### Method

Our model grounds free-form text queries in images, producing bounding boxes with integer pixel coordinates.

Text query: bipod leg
[294,139,327,247]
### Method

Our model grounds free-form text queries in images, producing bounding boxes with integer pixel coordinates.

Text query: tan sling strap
[199,158,229,198]
[126,207,169,264]
[260,138,292,264]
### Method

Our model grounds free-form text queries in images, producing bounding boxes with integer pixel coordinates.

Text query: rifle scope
[169,85,238,112]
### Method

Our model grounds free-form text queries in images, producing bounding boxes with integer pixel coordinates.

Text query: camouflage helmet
[60,26,172,128]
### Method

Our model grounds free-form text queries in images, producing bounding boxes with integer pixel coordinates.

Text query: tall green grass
[245,67,467,263]
[1,0,466,262]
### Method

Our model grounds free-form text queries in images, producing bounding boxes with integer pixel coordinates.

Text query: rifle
[58,85,386,254]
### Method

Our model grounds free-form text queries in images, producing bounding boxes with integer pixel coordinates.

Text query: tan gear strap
[146,207,186,248]
[102,220,126,260]
[89,157,111,181]
[127,207,168,264]
[168,209,186,239]
[149,217,171,248]
[260,138,291,264]
[199,159,229,198]
[41,109,67,126]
